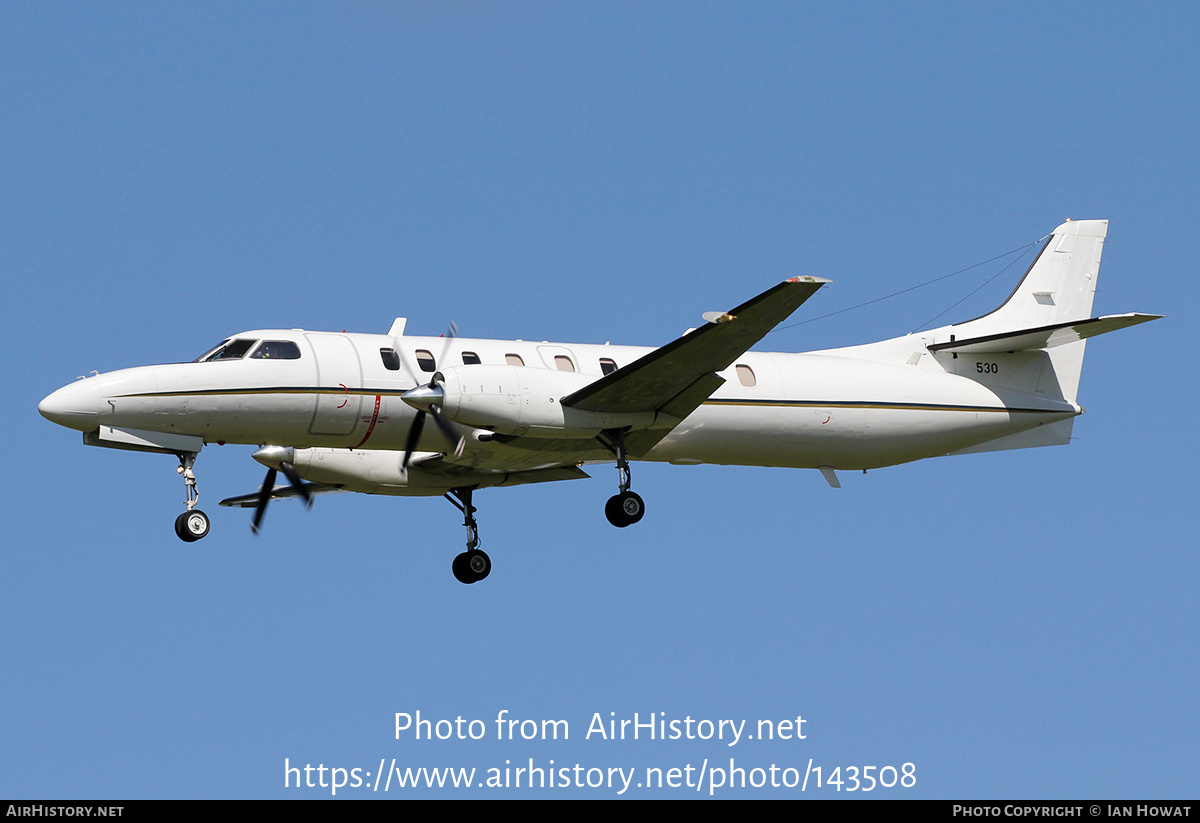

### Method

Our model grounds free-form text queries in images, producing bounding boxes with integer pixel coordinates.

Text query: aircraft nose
[39,378,101,431]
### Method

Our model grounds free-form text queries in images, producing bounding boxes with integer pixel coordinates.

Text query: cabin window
[197,338,257,361]
[415,349,436,372]
[554,355,575,372]
[250,341,301,360]
[379,348,401,371]
[505,353,524,367]
[736,364,756,387]
[462,351,481,365]
[599,358,618,375]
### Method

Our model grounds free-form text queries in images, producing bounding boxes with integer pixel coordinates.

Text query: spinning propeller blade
[248,447,314,534]
[250,468,276,534]
[401,409,426,470]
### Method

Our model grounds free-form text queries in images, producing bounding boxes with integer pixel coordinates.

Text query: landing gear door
[305,333,364,437]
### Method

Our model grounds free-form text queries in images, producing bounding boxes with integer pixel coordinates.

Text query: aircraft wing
[561,276,829,417]
[410,458,592,487]
[219,483,345,508]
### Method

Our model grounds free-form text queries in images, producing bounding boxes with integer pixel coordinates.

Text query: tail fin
[952,218,1107,338]
[927,219,1158,410]
[939,219,1105,406]
[829,219,1158,411]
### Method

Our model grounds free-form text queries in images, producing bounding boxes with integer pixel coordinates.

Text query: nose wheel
[175,509,210,542]
[447,487,490,584]
[174,451,209,542]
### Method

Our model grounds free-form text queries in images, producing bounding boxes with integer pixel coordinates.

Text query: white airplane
[40,219,1159,584]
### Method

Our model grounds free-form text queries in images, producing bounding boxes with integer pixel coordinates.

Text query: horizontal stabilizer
[927,313,1161,354]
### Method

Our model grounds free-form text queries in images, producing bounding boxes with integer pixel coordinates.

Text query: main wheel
[175,510,210,542]
[605,492,645,527]
[452,550,491,584]
[605,495,625,527]
[467,549,490,582]
[619,491,645,525]
[452,552,473,584]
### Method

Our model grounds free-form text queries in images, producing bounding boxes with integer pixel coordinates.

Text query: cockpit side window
[249,341,301,360]
[197,338,258,361]
[193,340,231,362]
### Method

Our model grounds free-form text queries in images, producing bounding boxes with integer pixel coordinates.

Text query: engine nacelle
[286,447,505,496]
[436,365,655,436]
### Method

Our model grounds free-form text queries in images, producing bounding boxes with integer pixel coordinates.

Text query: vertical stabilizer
[953,219,1107,337]
[944,219,1107,405]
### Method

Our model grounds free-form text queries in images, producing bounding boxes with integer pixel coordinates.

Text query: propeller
[248,446,313,534]
[395,321,465,471]
[392,320,458,386]
[400,375,465,470]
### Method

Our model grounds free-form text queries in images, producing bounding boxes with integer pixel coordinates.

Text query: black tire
[175,510,210,542]
[452,552,474,584]
[605,494,628,527]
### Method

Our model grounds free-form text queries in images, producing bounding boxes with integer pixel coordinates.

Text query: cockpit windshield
[194,338,258,362]
[193,338,303,362]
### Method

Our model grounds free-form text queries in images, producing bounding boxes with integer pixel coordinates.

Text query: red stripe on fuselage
[352,394,382,449]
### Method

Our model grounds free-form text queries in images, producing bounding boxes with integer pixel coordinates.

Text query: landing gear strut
[599,429,645,528]
[174,451,210,542]
[446,487,490,584]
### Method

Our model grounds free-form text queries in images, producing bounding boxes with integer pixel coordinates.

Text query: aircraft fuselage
[41,328,1078,478]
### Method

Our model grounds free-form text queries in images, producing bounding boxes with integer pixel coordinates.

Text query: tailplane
[927,219,1158,405]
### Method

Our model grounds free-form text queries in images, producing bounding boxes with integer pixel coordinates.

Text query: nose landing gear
[174,451,209,542]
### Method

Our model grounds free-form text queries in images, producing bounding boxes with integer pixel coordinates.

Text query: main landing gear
[446,487,490,585]
[173,451,210,542]
[599,429,645,528]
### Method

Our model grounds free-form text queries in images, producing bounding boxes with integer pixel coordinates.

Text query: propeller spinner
[400,375,465,470]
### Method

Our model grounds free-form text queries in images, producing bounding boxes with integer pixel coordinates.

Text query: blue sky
[2,2,1195,798]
